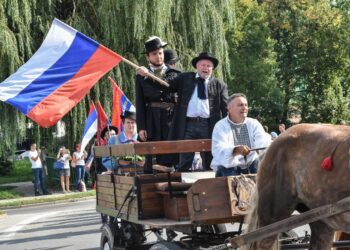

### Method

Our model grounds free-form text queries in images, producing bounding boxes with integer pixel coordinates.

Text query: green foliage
[0,186,21,200]
[0,159,32,184]
[228,0,282,126]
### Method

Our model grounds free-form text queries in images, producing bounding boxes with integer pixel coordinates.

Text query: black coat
[168,72,228,140]
[136,67,181,140]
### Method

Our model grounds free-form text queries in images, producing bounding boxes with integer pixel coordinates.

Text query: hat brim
[165,58,180,65]
[101,125,119,139]
[191,56,219,69]
[120,114,136,121]
[143,42,168,54]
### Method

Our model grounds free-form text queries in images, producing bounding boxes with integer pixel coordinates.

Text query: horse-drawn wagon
[94,124,350,250]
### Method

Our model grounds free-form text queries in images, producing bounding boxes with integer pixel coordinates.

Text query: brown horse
[244,124,350,250]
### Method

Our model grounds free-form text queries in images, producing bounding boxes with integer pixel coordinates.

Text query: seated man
[114,111,145,175]
[211,93,271,176]
[101,125,119,174]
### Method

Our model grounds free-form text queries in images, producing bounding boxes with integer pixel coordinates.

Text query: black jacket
[168,72,228,140]
[135,66,181,140]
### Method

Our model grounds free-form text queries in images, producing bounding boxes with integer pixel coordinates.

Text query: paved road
[0,199,101,250]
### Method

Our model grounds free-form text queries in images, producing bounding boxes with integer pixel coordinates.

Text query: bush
[0,159,32,184]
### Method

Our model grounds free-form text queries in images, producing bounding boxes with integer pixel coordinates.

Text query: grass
[0,190,96,209]
[0,186,21,199]
[0,159,32,185]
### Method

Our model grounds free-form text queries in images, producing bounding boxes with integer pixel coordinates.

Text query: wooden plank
[115,183,134,191]
[115,205,138,215]
[96,205,118,217]
[97,186,114,195]
[115,175,135,185]
[98,194,115,203]
[97,200,115,209]
[97,174,114,182]
[97,182,114,188]
[94,139,211,157]
[229,196,350,248]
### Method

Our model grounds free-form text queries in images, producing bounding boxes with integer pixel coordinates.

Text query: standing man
[166,52,228,171]
[28,143,50,196]
[136,36,181,173]
[211,93,271,176]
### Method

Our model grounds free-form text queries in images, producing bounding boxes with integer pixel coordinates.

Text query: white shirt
[28,150,42,169]
[58,153,71,169]
[186,73,210,118]
[210,116,271,171]
[73,151,86,166]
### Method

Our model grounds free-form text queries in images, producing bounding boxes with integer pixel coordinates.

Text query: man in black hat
[136,36,182,173]
[164,49,180,69]
[139,52,228,171]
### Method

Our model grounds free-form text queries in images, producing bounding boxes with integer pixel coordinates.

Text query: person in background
[279,123,286,134]
[164,49,180,69]
[114,111,145,175]
[101,126,119,174]
[136,36,181,173]
[72,143,87,192]
[56,146,71,193]
[29,143,50,196]
[39,146,48,177]
[211,93,271,176]
[270,131,278,140]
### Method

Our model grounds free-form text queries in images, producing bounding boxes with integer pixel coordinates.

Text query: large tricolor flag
[80,102,98,153]
[109,77,135,131]
[0,18,122,127]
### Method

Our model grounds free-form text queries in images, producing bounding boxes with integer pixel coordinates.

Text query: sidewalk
[0,182,95,209]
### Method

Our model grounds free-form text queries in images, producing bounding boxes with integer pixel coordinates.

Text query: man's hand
[136,66,149,77]
[232,145,250,156]
[138,130,148,141]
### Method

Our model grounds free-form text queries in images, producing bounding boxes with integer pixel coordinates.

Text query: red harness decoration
[321,156,333,171]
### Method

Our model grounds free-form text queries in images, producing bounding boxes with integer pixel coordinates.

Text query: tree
[227,0,282,127]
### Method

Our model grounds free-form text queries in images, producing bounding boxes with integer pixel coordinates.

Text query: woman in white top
[72,144,87,192]
[56,146,71,193]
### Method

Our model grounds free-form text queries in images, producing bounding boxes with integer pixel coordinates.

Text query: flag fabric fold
[109,77,135,131]
[96,101,110,145]
[0,18,122,127]
[80,102,98,153]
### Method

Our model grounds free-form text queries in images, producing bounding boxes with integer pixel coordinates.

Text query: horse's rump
[256,123,350,232]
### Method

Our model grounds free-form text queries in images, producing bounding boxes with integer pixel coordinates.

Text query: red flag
[96,101,109,145]
[109,77,135,131]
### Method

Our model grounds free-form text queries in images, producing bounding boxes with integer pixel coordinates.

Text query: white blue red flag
[109,77,135,131]
[0,18,122,127]
[80,102,98,153]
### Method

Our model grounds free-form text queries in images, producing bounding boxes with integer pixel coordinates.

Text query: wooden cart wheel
[100,223,116,250]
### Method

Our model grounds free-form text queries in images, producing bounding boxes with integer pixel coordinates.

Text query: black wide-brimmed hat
[120,110,136,121]
[191,52,219,69]
[144,36,167,53]
[101,125,119,139]
[164,49,180,65]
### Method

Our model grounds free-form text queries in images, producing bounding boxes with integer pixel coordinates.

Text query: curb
[0,193,96,210]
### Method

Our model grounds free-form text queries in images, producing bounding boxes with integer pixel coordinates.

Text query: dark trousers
[179,118,211,172]
[32,168,47,193]
[215,159,259,177]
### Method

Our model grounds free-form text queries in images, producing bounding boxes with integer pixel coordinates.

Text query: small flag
[0,18,122,127]
[96,101,110,145]
[109,77,135,131]
[80,102,98,153]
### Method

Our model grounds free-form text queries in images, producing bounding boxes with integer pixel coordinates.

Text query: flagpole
[121,57,170,87]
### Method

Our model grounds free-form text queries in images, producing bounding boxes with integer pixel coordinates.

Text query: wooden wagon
[94,139,350,250]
